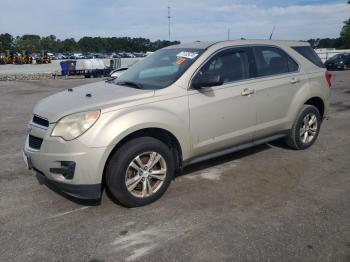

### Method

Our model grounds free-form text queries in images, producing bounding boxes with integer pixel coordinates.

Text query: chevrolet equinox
[23,40,331,207]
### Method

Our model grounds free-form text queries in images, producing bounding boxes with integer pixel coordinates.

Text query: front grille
[32,115,49,128]
[29,135,43,150]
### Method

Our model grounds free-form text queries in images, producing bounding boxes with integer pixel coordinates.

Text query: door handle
[290,77,300,84]
[241,88,255,96]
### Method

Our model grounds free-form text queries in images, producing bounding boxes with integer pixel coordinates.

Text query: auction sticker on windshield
[176,57,186,65]
[176,51,198,59]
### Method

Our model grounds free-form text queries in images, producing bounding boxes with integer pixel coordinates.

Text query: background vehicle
[54,53,68,60]
[92,53,107,59]
[35,51,52,64]
[0,51,33,64]
[112,53,121,58]
[0,52,5,64]
[24,40,330,207]
[82,58,107,78]
[133,52,147,57]
[69,53,85,59]
[325,53,350,70]
[59,59,110,77]
[109,67,128,78]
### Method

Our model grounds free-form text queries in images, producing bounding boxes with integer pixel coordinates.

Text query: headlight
[51,111,100,140]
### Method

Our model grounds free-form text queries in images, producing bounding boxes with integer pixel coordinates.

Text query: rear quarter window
[292,46,325,68]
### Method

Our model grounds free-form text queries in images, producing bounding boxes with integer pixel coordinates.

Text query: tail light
[325,70,332,87]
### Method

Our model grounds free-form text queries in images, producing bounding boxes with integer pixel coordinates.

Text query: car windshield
[111,48,204,89]
[329,54,344,61]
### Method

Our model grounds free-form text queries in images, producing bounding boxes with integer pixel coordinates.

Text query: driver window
[199,49,250,84]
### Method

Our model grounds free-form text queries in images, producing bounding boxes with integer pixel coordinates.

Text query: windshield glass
[112,48,204,89]
[329,54,344,61]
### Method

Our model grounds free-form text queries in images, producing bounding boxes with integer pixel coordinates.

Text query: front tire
[106,137,175,207]
[285,105,321,150]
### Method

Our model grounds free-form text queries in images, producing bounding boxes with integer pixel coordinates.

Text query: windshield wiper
[116,81,143,89]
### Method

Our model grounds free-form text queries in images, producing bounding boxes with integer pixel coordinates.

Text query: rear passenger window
[200,49,251,84]
[254,46,298,77]
[292,46,325,68]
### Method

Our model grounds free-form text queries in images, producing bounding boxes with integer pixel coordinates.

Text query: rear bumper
[35,169,101,199]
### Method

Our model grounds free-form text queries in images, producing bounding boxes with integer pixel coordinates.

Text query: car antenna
[269,25,276,40]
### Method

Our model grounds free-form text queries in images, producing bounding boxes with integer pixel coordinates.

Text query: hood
[33,81,154,122]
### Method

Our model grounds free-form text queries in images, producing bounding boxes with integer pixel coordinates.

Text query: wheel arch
[304,96,325,118]
[287,85,326,130]
[101,127,184,187]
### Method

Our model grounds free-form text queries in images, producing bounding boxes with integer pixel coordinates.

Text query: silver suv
[23,40,331,207]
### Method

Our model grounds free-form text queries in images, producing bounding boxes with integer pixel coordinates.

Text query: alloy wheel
[125,151,167,198]
[300,113,318,144]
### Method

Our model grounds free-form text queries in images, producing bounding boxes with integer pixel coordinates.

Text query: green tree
[41,35,59,52]
[339,1,350,48]
[78,37,106,52]
[0,33,14,51]
[15,34,41,52]
[2,33,180,53]
[60,38,78,52]
[150,40,180,51]
[340,19,350,48]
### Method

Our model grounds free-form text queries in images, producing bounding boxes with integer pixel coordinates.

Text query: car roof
[164,40,310,50]
[163,41,215,50]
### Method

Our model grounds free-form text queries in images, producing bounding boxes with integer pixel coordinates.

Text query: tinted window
[198,49,251,84]
[329,54,350,62]
[254,46,298,77]
[292,46,325,68]
[329,54,343,61]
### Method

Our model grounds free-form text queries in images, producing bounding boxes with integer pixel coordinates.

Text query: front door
[188,47,257,156]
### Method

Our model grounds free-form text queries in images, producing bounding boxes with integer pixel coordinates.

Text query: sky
[0,0,349,42]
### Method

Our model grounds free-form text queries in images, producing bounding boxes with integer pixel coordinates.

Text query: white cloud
[0,0,348,41]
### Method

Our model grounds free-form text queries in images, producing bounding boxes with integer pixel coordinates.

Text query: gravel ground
[0,72,349,262]
[0,61,61,75]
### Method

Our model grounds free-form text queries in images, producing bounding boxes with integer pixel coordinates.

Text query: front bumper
[35,169,101,199]
[24,122,110,200]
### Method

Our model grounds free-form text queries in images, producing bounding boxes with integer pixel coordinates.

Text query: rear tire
[106,137,175,207]
[285,105,321,150]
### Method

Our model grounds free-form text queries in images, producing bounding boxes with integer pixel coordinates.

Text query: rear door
[252,45,308,139]
[188,47,257,156]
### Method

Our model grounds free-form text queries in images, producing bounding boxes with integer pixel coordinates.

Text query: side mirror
[192,72,223,89]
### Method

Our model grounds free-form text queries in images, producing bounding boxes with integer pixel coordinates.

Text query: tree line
[0,34,180,53]
[308,1,350,49]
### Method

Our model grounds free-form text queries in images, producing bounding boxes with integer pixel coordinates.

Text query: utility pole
[269,25,276,40]
[227,28,230,40]
[168,6,171,41]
